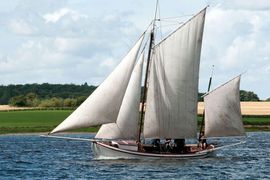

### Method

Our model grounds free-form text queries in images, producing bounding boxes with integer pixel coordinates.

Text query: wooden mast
[137,0,159,144]
[199,65,214,141]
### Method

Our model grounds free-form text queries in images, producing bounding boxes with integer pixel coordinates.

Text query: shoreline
[1,127,269,136]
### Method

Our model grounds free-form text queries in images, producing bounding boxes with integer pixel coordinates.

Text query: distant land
[0,84,269,134]
[0,108,269,134]
[0,83,267,108]
[0,83,96,106]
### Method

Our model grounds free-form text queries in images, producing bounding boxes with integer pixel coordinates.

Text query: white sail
[95,53,144,139]
[204,76,245,137]
[50,35,145,134]
[144,9,206,139]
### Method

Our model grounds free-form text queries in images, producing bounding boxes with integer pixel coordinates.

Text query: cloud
[219,0,270,10]
[54,37,78,52]
[0,0,269,99]
[203,7,270,66]
[100,57,117,68]
[43,7,87,23]
[8,19,36,35]
[0,2,141,86]
[199,5,270,99]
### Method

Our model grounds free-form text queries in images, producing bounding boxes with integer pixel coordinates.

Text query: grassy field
[0,110,98,134]
[0,110,269,134]
[197,116,270,132]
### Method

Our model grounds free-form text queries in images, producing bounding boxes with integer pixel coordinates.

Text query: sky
[0,0,269,100]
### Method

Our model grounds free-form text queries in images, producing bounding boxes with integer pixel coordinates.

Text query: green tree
[39,97,63,107]
[0,83,96,104]
[39,99,53,108]
[63,98,77,107]
[25,92,39,106]
[9,95,27,107]
[9,92,39,107]
[50,97,63,107]
[240,90,260,101]
[76,96,87,106]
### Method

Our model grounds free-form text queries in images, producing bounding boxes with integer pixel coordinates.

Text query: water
[0,132,269,179]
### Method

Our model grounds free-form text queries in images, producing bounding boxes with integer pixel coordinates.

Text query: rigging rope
[159,14,194,20]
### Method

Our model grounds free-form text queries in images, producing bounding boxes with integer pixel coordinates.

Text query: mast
[137,0,159,143]
[199,65,214,141]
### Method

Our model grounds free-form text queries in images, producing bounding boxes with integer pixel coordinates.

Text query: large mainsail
[50,35,145,134]
[144,8,206,139]
[204,76,245,137]
[95,53,144,139]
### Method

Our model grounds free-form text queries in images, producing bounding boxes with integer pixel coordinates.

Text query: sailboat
[44,5,246,159]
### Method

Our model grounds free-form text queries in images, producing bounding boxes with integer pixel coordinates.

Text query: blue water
[0,132,269,179]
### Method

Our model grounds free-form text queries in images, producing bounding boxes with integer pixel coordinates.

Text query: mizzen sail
[50,35,145,134]
[143,8,206,139]
[95,53,144,139]
[204,76,245,137]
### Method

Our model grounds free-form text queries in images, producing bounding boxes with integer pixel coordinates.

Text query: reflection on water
[0,132,269,179]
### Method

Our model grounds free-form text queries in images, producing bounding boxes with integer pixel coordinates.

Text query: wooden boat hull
[91,141,215,160]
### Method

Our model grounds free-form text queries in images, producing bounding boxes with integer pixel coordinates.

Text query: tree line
[0,83,96,107]
[198,90,260,101]
[0,83,265,107]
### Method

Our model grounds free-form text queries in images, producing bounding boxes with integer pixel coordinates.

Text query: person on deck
[202,138,207,149]
[164,138,173,152]
[199,134,207,149]
[151,139,160,151]
[174,139,185,153]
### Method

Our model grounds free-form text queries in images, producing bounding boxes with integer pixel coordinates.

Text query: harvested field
[0,105,34,111]
[240,102,270,116]
[1,102,270,116]
[198,102,270,116]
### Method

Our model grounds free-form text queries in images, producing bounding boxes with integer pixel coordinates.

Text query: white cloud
[100,57,116,68]
[0,0,269,99]
[0,10,137,85]
[21,40,34,49]
[43,7,87,23]
[203,7,270,68]
[54,37,76,52]
[220,0,270,10]
[199,5,270,99]
[220,37,256,69]
[8,19,36,35]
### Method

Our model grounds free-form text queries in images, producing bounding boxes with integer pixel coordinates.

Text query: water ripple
[0,132,269,179]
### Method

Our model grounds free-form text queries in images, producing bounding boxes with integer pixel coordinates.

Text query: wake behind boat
[44,2,246,160]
